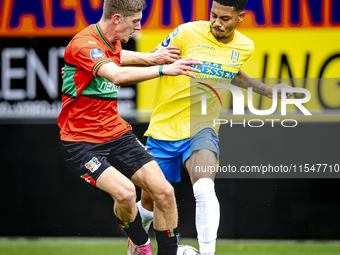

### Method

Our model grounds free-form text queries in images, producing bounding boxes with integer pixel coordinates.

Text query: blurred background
[0,0,340,240]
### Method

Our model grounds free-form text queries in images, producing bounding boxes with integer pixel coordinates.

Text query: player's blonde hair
[103,0,146,19]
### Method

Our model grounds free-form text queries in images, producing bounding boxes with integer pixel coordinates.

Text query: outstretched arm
[231,69,293,99]
[60,46,182,78]
[121,46,181,66]
[97,58,202,86]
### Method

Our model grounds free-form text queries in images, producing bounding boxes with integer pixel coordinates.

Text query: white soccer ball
[177,244,200,255]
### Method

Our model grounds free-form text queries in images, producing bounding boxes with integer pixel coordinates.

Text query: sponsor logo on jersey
[85,157,101,173]
[88,40,97,44]
[161,36,171,47]
[161,27,179,47]
[91,49,105,59]
[190,61,238,80]
[198,44,215,50]
[100,81,119,92]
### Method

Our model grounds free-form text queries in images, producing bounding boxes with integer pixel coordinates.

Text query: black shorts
[60,131,155,187]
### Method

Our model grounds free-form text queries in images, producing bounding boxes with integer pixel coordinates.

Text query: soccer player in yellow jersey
[131,0,293,254]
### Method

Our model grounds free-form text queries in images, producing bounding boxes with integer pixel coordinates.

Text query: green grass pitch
[1,238,340,255]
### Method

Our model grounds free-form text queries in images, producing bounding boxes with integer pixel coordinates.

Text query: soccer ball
[177,244,200,255]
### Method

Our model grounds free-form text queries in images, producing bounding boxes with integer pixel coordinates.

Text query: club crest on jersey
[227,50,241,67]
[85,157,101,173]
[231,50,240,64]
[91,49,104,59]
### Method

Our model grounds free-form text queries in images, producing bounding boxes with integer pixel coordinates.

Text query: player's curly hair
[103,0,146,19]
[213,0,248,12]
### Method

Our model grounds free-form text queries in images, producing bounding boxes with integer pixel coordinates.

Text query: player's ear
[112,14,122,25]
[238,11,245,23]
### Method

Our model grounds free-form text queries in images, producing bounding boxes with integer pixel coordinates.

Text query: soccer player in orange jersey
[58,0,202,254]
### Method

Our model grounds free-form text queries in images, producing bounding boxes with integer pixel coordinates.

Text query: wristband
[159,65,164,77]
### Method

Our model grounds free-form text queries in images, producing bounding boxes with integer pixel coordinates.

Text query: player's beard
[210,27,227,40]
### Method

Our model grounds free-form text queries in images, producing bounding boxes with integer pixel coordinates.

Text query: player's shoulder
[177,20,209,32]
[234,30,254,51]
[64,25,104,62]
[70,25,101,49]
[167,21,209,45]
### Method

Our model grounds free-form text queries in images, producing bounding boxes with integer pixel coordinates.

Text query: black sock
[117,211,148,246]
[154,227,179,255]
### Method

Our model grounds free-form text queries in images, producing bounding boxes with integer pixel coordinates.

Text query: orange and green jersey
[57,23,132,143]
[144,21,254,140]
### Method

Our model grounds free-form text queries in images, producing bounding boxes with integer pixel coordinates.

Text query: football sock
[154,227,178,255]
[117,211,148,246]
[139,238,151,246]
[193,178,220,254]
[137,200,154,232]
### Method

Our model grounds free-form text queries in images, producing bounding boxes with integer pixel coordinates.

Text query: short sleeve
[72,40,113,78]
[157,23,189,51]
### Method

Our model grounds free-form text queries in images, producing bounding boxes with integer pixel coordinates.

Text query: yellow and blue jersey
[144,21,254,141]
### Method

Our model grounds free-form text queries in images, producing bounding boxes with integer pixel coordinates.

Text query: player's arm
[121,46,181,66]
[97,58,202,86]
[231,69,293,99]
[60,47,183,79]
[59,46,181,77]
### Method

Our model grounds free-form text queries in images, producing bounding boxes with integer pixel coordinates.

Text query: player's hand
[151,46,181,65]
[162,58,202,78]
[61,67,65,79]
[266,83,293,99]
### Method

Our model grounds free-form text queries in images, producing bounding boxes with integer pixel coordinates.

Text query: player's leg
[185,152,219,255]
[96,166,138,222]
[60,139,152,254]
[96,166,151,249]
[126,197,154,254]
[138,137,186,232]
[132,160,178,255]
[184,129,220,255]
[108,131,179,254]
[139,193,154,231]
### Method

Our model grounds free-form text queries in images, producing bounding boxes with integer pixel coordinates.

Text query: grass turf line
[0,238,340,255]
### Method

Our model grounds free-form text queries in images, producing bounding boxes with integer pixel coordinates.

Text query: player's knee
[193,178,215,196]
[153,183,175,208]
[114,183,136,208]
